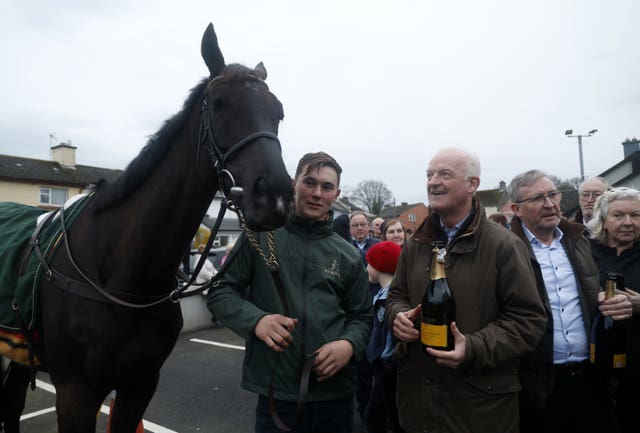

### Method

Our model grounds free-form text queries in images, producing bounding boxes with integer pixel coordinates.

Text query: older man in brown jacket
[387,148,547,433]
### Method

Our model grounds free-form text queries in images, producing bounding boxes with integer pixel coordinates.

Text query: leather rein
[31,74,281,309]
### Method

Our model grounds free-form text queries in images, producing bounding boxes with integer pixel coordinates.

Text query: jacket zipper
[299,229,311,375]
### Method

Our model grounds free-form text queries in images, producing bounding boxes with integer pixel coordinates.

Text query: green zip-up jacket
[207,214,373,402]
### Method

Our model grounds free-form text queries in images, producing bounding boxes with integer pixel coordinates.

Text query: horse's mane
[92,78,209,212]
[91,64,260,213]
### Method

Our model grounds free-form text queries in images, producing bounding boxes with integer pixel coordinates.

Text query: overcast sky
[1,0,639,205]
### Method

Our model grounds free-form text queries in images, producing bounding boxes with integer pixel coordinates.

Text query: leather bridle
[36,73,283,308]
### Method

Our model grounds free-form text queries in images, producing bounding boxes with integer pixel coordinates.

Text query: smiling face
[293,164,340,221]
[603,198,640,249]
[384,222,406,246]
[293,166,340,221]
[426,149,479,227]
[511,176,562,241]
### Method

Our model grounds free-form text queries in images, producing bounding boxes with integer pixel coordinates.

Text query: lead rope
[235,212,317,432]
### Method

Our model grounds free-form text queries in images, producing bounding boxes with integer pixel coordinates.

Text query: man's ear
[510,202,522,216]
[468,176,480,193]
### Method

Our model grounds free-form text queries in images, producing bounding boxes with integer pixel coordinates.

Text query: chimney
[622,137,640,158]
[51,141,77,170]
[499,180,506,191]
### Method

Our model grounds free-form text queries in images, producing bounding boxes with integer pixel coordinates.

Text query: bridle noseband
[38,73,284,309]
[197,75,281,207]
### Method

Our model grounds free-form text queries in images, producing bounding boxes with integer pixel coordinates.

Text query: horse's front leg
[109,376,159,433]
[54,380,104,433]
[0,362,30,433]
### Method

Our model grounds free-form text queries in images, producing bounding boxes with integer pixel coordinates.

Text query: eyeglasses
[515,190,562,205]
[579,191,603,200]
[350,223,368,228]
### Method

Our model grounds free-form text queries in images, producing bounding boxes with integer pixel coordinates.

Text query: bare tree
[549,175,581,190]
[351,180,394,215]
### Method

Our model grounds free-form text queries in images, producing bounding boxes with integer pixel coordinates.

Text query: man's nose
[311,184,322,196]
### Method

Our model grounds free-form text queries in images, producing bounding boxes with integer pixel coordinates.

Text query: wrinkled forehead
[428,153,466,175]
[523,176,556,193]
[580,178,607,192]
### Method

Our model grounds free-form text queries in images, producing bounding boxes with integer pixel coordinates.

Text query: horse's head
[199,23,293,231]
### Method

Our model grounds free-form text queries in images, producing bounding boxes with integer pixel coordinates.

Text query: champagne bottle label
[421,322,448,347]
[613,353,626,369]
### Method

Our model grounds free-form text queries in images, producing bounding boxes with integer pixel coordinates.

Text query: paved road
[20,325,364,433]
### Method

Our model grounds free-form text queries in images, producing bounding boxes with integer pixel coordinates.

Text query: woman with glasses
[587,187,640,433]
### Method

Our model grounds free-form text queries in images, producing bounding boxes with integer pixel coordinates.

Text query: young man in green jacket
[208,152,373,433]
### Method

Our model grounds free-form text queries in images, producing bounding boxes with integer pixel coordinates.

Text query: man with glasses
[508,170,626,433]
[350,211,380,260]
[348,210,379,426]
[574,177,610,224]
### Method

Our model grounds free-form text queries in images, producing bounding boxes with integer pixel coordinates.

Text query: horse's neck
[94,119,218,288]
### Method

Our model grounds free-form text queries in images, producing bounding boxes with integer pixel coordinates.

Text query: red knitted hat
[366,241,402,274]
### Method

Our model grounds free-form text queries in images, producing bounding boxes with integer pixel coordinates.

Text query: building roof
[0,154,122,186]
[599,149,640,187]
[379,202,426,219]
[475,188,509,209]
[331,197,364,215]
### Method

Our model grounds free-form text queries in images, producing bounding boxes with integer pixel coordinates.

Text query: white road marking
[190,338,245,351]
[20,406,56,420]
[21,379,179,432]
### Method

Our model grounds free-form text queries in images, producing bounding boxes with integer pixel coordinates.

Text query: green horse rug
[0,194,91,364]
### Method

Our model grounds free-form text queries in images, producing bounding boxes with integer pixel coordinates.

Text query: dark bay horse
[12,23,292,433]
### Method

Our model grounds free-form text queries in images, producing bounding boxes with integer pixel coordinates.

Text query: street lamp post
[565,129,598,181]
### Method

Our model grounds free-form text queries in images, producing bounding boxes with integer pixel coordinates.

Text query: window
[40,187,68,206]
[408,213,416,222]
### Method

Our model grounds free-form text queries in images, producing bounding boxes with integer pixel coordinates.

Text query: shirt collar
[438,212,471,243]
[521,223,564,246]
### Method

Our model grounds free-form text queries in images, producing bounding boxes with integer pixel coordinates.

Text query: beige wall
[0,180,83,207]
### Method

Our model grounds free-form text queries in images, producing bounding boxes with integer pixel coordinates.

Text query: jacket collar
[510,215,585,242]
[411,196,486,248]
[285,211,335,239]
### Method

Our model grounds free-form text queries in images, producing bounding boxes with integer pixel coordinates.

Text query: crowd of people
[202,148,639,433]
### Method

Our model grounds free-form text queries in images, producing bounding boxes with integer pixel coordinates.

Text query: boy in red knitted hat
[364,241,404,433]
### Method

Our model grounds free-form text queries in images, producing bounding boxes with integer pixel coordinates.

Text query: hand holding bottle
[623,288,640,315]
[425,322,466,369]
[393,304,421,342]
[598,291,633,320]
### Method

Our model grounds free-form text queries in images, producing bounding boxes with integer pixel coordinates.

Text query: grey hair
[507,169,553,203]
[464,151,481,179]
[432,147,481,179]
[349,210,368,222]
[579,176,610,193]
[587,187,640,243]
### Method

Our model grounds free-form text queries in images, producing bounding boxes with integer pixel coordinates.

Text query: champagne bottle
[421,241,456,352]
[589,272,627,374]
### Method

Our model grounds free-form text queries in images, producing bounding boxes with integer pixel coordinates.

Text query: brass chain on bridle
[227,199,279,272]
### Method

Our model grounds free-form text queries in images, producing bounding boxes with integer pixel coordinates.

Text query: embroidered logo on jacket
[323,259,340,277]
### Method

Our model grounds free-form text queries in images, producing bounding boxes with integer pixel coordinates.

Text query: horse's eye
[209,97,224,110]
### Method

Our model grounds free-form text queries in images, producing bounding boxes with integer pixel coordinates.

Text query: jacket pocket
[463,371,521,395]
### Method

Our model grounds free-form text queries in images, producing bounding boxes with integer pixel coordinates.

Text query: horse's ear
[254,62,268,81]
[201,23,225,77]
